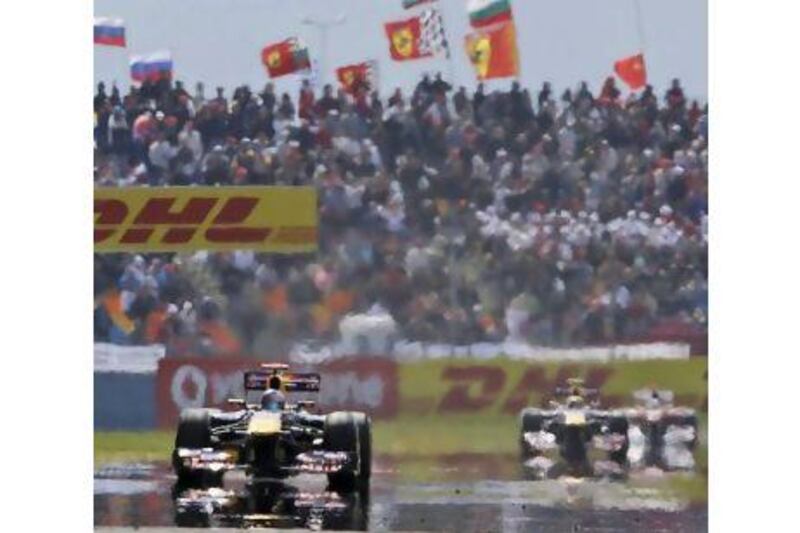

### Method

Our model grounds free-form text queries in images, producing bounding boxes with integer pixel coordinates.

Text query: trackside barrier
[95,372,157,430]
[155,357,398,428]
[396,357,708,417]
[94,342,166,373]
[289,341,692,364]
[94,343,165,430]
[94,349,706,430]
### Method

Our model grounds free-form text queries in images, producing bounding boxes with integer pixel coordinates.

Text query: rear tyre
[519,408,545,459]
[671,413,699,450]
[607,416,630,465]
[172,408,220,486]
[324,412,371,493]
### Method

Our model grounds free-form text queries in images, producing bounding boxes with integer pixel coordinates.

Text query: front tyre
[607,416,630,465]
[324,412,371,493]
[519,408,545,459]
[172,408,220,486]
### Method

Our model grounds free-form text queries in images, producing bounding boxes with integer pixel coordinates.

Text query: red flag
[464,22,519,80]
[384,17,431,61]
[336,62,375,94]
[614,53,647,90]
[261,38,311,78]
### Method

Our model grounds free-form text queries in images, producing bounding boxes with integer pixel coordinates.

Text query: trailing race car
[172,363,371,493]
[624,388,698,467]
[519,378,630,477]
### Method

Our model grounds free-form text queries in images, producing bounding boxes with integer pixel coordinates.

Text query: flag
[385,17,430,61]
[464,22,519,80]
[467,0,513,28]
[384,11,449,61]
[102,290,135,336]
[94,17,126,47]
[261,38,311,78]
[403,0,436,8]
[336,61,377,94]
[614,53,647,90]
[419,8,450,57]
[129,51,173,83]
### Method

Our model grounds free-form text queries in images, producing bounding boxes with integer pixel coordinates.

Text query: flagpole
[301,12,346,89]
[632,0,647,54]
[438,1,458,87]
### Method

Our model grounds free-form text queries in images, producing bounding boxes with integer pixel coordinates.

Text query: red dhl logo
[94,196,315,245]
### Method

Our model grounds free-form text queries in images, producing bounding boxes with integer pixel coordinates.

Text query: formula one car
[624,388,698,467]
[171,363,371,493]
[173,481,368,530]
[519,378,630,477]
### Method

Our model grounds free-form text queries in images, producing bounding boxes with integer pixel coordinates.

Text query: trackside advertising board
[397,358,708,417]
[156,357,398,427]
[94,186,318,253]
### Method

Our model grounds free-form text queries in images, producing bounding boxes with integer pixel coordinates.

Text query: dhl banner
[397,358,707,417]
[94,186,318,253]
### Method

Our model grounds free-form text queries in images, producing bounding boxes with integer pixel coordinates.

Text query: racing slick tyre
[172,408,221,486]
[607,416,630,465]
[671,413,699,450]
[519,408,545,459]
[323,412,371,493]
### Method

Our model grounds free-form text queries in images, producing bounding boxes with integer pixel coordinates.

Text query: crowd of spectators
[94,73,708,357]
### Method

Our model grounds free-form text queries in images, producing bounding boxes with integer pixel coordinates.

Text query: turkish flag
[614,53,647,90]
[262,40,296,78]
[384,17,430,61]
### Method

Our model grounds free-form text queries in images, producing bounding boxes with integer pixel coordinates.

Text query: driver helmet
[566,395,585,408]
[260,389,286,412]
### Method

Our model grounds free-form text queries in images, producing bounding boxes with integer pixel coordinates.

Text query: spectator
[94,75,708,355]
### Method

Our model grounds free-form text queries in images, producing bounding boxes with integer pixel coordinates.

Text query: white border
[710,0,800,530]
[0,0,93,530]
[3,1,800,530]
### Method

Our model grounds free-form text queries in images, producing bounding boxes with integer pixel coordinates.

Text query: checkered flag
[419,8,450,57]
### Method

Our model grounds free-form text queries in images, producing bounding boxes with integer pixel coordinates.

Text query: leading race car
[624,388,698,468]
[172,363,371,493]
[518,378,630,478]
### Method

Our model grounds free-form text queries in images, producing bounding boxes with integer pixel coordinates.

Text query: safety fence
[94,344,707,430]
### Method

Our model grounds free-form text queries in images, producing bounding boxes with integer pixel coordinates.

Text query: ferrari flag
[614,53,647,90]
[261,38,311,78]
[384,17,430,61]
[336,61,377,94]
[464,22,519,80]
[384,10,449,61]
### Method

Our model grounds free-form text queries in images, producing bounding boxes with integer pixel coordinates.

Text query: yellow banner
[95,186,317,253]
[398,358,707,417]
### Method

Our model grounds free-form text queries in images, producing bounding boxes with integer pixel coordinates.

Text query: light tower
[300,12,347,88]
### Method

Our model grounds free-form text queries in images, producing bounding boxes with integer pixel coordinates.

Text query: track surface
[95,454,706,531]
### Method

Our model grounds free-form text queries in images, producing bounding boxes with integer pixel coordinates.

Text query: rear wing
[554,386,599,397]
[244,370,321,393]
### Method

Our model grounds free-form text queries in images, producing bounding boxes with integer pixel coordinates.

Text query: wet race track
[95,453,707,532]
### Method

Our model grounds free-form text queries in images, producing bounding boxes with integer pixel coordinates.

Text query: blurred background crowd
[94,75,708,357]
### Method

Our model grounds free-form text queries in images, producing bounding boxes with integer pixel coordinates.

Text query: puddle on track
[94,454,707,531]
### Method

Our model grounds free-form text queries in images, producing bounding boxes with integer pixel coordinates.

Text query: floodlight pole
[301,13,347,89]
[632,0,648,54]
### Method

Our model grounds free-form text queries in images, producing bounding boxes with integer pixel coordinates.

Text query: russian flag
[129,50,173,83]
[94,17,126,47]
